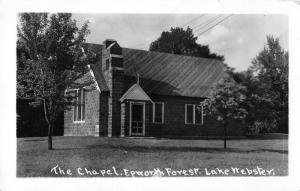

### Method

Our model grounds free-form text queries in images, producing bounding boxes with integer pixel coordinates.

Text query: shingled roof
[85,43,225,98]
[89,64,110,92]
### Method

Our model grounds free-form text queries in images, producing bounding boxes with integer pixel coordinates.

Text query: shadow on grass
[54,144,287,154]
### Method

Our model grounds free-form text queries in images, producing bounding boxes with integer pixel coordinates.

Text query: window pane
[81,89,85,121]
[132,104,143,121]
[195,105,202,124]
[138,122,143,127]
[132,127,138,133]
[106,59,109,70]
[136,105,143,121]
[138,127,142,133]
[132,105,137,121]
[186,105,194,124]
[155,103,163,123]
[78,89,81,121]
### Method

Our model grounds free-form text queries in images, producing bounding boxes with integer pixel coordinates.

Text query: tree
[247,36,288,133]
[17,13,95,149]
[203,75,248,149]
[149,27,224,61]
[226,70,273,133]
[225,35,288,135]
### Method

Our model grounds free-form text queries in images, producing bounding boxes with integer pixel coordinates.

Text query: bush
[246,120,278,135]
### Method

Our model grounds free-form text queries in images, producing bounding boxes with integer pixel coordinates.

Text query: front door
[130,102,145,136]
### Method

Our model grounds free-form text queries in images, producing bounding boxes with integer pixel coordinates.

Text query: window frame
[153,102,164,124]
[73,88,86,123]
[185,104,203,125]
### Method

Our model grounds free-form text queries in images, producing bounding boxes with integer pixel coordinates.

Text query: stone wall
[64,72,100,136]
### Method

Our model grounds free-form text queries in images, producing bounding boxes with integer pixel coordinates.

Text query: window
[185,104,203,125]
[106,58,110,70]
[195,105,202,124]
[186,104,194,124]
[73,88,86,122]
[153,102,164,123]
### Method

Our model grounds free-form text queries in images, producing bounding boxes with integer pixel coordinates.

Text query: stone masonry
[102,39,124,137]
[64,72,100,136]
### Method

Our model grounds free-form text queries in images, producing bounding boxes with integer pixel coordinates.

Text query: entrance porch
[120,83,153,137]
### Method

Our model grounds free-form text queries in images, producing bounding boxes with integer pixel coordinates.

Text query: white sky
[73,14,288,71]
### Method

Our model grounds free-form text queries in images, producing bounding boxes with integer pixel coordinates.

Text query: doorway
[130,102,145,136]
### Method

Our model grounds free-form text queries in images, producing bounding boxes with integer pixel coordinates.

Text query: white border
[1,1,299,191]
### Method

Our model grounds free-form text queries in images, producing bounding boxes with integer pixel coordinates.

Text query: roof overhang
[88,65,101,92]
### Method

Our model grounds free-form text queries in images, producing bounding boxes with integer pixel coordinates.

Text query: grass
[17,136,288,177]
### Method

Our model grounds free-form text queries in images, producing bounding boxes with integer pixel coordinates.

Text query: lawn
[17,136,288,177]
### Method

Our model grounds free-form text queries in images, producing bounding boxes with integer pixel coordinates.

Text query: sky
[72,14,288,71]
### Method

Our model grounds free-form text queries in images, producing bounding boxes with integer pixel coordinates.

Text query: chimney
[104,39,117,48]
[101,39,124,137]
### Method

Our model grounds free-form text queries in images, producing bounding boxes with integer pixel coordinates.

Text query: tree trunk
[223,121,227,149]
[44,99,53,150]
[48,123,53,150]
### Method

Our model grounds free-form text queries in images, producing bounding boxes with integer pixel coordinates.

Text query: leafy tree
[203,75,248,149]
[246,36,288,133]
[225,36,288,134]
[149,27,224,61]
[17,13,95,149]
[226,70,271,132]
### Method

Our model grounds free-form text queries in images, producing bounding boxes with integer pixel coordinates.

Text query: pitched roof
[123,48,224,97]
[85,43,224,97]
[89,64,110,92]
[119,83,153,102]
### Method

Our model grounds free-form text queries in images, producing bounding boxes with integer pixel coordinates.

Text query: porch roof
[119,83,153,103]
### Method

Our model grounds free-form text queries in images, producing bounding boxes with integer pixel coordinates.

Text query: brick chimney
[102,39,124,137]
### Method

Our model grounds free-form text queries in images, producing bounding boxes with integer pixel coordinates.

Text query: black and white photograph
[1,0,300,190]
[16,12,288,176]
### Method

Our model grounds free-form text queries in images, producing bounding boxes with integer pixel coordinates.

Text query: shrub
[246,120,279,135]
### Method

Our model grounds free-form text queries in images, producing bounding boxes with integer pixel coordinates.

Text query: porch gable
[119,83,153,103]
